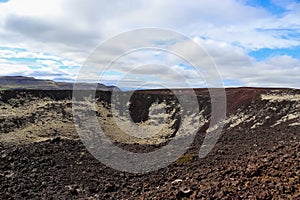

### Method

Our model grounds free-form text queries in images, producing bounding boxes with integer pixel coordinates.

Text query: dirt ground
[0,88,299,199]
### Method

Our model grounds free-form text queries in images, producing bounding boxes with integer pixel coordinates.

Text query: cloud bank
[0,0,299,89]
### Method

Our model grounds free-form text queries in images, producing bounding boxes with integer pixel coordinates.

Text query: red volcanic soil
[224,87,267,113]
[136,87,268,114]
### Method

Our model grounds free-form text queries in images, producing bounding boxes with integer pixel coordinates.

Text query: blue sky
[249,47,300,61]
[0,0,300,89]
[245,0,287,15]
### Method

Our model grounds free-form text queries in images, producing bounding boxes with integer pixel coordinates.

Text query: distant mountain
[0,76,120,91]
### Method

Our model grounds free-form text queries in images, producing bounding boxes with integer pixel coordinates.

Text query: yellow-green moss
[175,154,194,165]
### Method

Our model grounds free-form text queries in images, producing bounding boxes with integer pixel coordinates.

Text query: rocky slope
[0,88,299,199]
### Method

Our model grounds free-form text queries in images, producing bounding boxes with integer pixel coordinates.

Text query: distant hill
[0,76,120,91]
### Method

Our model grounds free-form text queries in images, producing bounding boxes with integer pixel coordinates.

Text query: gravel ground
[0,88,299,199]
[0,128,299,199]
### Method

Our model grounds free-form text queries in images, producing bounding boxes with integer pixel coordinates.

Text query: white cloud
[0,47,80,81]
[0,0,299,88]
[217,55,300,88]
[0,0,299,55]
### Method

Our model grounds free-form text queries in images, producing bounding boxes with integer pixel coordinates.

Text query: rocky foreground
[0,88,299,199]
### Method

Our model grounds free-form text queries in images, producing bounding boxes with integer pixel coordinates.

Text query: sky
[0,0,300,90]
